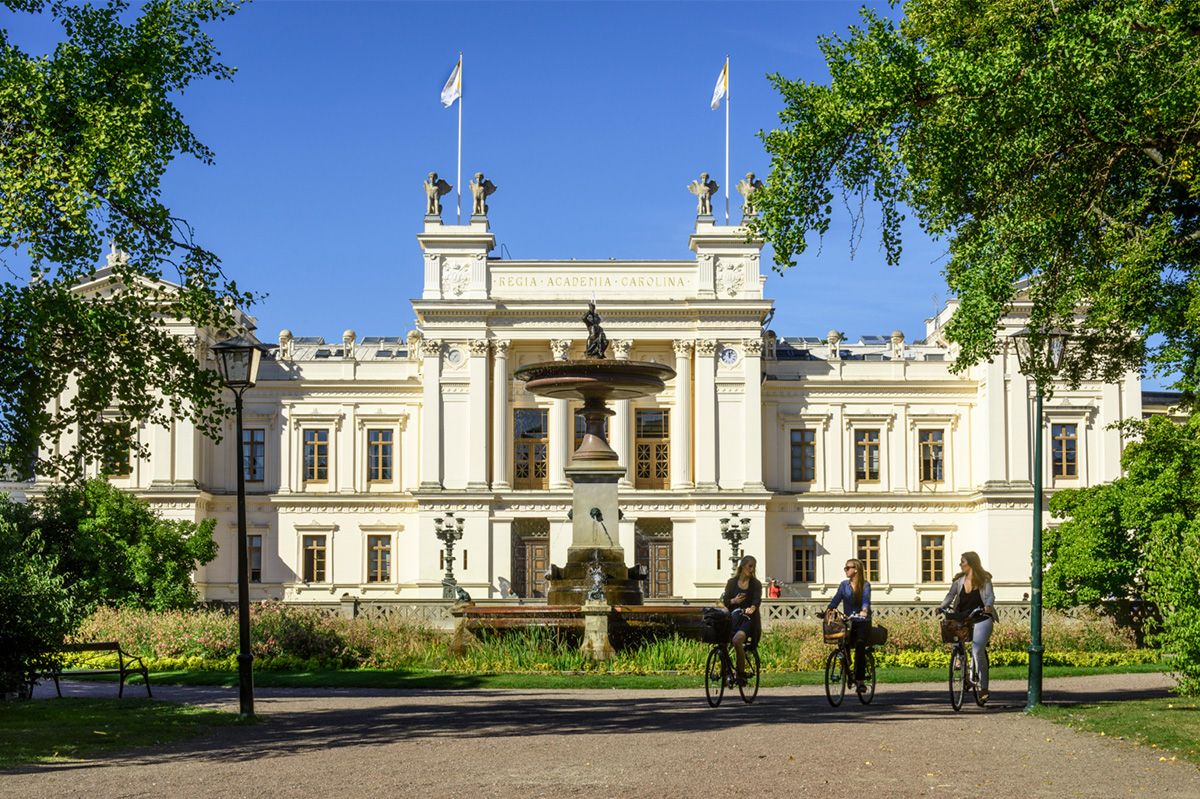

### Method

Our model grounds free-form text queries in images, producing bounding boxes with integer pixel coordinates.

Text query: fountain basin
[514,359,676,402]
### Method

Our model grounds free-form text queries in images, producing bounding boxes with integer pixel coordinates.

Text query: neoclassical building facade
[30,207,1153,606]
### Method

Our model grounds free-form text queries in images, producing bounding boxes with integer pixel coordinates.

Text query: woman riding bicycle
[939,551,995,703]
[826,558,872,693]
[723,555,762,684]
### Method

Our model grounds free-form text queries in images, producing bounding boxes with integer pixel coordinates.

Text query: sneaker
[856,682,868,693]
[980,690,989,704]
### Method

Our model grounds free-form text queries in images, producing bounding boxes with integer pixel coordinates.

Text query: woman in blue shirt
[826,558,872,692]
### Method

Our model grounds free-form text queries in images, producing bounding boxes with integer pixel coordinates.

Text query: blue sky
[10,0,1168,387]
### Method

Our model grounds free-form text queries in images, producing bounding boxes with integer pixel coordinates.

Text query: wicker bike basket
[822,615,846,644]
[940,616,973,643]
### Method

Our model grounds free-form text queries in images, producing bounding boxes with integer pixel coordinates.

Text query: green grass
[0,698,248,770]
[65,660,1167,691]
[1032,698,1200,767]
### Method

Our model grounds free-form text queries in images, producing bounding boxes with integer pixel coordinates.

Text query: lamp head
[212,336,266,390]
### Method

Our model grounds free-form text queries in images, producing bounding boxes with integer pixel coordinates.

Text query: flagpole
[724,56,730,225]
[457,51,463,225]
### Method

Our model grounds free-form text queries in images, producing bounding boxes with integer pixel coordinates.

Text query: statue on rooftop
[736,172,764,219]
[583,301,609,359]
[470,172,497,216]
[424,172,452,216]
[688,172,719,216]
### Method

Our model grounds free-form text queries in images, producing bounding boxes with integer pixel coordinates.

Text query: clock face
[445,348,464,365]
[720,347,738,366]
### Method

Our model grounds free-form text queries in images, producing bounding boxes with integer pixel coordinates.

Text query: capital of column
[743,337,764,356]
[695,339,717,356]
[492,339,512,357]
[611,339,632,360]
[551,339,572,361]
[422,338,444,358]
[468,339,490,357]
[672,340,694,358]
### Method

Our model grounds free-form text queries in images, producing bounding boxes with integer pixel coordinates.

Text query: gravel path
[5,673,1196,798]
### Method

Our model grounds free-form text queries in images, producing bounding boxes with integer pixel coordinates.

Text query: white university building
[25,200,1173,612]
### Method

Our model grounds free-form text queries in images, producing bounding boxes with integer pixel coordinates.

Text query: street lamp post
[1011,327,1067,713]
[212,336,265,718]
[719,512,751,575]
[435,512,465,599]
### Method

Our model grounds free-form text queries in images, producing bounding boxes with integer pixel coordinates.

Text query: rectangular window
[792,535,816,583]
[101,422,132,477]
[635,409,670,489]
[303,429,329,483]
[1052,423,1078,477]
[790,429,816,482]
[857,535,880,582]
[367,535,391,583]
[303,535,327,582]
[243,428,265,483]
[855,429,880,482]
[367,429,393,482]
[247,534,262,583]
[513,408,549,490]
[919,429,944,483]
[921,535,945,583]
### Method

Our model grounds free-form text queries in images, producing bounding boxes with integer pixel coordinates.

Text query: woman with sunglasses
[826,558,872,693]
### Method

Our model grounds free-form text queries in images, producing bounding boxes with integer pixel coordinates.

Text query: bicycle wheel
[824,648,846,707]
[738,647,760,704]
[949,645,967,711]
[857,649,877,705]
[972,653,985,707]
[704,647,725,707]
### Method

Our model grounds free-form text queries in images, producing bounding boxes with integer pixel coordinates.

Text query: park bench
[34,641,152,699]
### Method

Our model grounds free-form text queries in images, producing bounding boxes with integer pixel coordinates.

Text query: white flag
[441,57,462,108]
[710,62,727,110]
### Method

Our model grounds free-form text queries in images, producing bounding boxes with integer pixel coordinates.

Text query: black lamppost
[212,336,265,718]
[1011,326,1067,713]
[435,512,464,599]
[720,512,751,575]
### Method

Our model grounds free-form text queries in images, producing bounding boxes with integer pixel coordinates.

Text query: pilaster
[671,340,694,490]
[491,340,512,490]
[694,339,718,489]
[742,337,764,490]
[419,338,444,490]
[467,339,490,490]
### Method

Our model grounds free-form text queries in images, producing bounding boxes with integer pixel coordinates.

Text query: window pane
[790,429,815,482]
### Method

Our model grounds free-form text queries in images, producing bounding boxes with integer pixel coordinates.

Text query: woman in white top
[939,551,995,703]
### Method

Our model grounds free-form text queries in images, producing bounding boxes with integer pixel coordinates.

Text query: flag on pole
[441,57,462,107]
[710,62,727,110]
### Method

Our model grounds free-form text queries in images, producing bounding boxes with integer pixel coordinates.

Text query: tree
[1045,414,1200,694]
[0,0,256,481]
[2,479,218,611]
[748,0,1200,400]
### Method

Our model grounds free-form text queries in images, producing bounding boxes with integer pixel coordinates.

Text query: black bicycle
[822,610,876,707]
[939,607,990,711]
[702,609,759,707]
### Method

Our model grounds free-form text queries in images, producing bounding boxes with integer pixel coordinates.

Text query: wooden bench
[35,641,152,699]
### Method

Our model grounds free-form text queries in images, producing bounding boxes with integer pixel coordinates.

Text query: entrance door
[635,518,673,598]
[511,519,550,598]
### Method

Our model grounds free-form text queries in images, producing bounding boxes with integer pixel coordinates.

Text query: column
[671,340,694,489]
[611,339,632,488]
[467,339,490,490]
[549,339,572,490]
[893,404,909,493]
[694,339,718,489]
[743,337,764,490]
[149,421,172,487]
[981,355,1008,488]
[419,338,444,490]
[491,340,512,490]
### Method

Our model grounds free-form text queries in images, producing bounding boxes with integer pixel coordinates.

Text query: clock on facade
[445,348,464,366]
[719,347,738,366]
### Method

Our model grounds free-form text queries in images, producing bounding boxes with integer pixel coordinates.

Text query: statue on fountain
[583,301,608,359]
[586,559,608,601]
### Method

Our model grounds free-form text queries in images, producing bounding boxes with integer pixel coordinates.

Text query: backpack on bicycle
[701,607,732,644]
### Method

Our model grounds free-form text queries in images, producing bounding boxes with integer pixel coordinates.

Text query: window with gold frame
[634,408,669,489]
[1051,423,1078,477]
[366,429,393,482]
[790,428,816,482]
[303,429,329,483]
[513,408,549,489]
[247,534,262,583]
[792,535,816,583]
[366,535,391,583]
[101,421,132,477]
[921,535,945,583]
[857,535,881,582]
[854,429,881,482]
[303,535,327,582]
[918,429,944,483]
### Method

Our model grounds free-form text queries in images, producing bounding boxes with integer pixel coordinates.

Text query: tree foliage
[1,479,218,611]
[749,0,1200,400]
[0,0,256,480]
[1046,414,1200,694]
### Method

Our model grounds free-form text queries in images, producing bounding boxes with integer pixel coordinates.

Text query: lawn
[1033,698,1200,767]
[0,698,247,771]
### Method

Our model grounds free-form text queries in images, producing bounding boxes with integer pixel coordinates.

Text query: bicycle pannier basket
[823,615,846,644]
[869,624,888,647]
[701,607,732,644]
[940,617,972,643]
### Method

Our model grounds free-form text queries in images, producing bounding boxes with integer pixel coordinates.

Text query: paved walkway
[4,673,1197,798]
